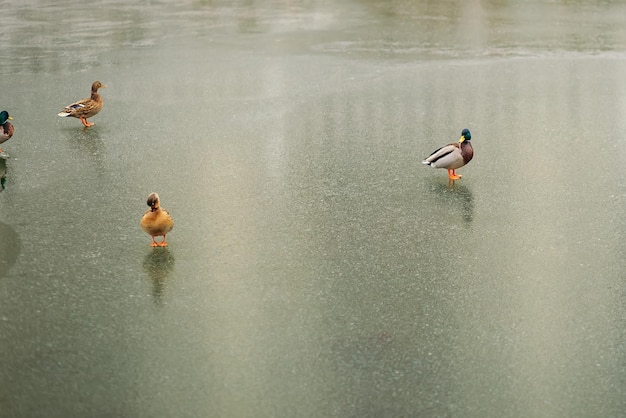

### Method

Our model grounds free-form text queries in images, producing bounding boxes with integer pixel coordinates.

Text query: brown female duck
[58,81,106,127]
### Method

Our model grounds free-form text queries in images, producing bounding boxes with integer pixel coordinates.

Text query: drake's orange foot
[447,169,463,180]
[447,169,461,180]
[80,117,94,127]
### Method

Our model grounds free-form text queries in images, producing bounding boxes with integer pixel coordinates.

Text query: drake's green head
[0,111,12,125]
[459,128,471,143]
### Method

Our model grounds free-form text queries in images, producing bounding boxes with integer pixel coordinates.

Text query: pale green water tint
[1,1,626,417]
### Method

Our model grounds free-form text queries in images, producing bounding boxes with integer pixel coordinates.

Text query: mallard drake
[140,193,174,247]
[57,81,106,127]
[0,111,14,153]
[422,128,473,180]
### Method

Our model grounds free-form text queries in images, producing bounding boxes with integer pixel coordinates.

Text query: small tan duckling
[57,81,106,127]
[0,111,14,153]
[140,193,174,247]
[422,128,474,180]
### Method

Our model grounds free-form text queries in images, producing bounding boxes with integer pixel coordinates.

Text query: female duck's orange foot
[80,117,94,127]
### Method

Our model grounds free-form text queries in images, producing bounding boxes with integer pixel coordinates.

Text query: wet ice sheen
[1,1,625,417]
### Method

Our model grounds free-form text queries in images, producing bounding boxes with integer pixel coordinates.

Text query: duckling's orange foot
[150,237,169,247]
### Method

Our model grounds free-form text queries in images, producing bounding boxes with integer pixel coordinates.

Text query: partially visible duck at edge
[0,111,14,154]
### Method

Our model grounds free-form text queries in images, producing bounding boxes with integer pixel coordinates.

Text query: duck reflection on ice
[143,248,175,304]
[0,221,20,278]
[429,179,474,223]
[0,157,7,191]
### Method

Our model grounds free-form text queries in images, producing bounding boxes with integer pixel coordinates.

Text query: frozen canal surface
[1,1,626,417]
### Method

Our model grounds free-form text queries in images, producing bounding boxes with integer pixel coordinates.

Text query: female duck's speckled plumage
[58,81,106,127]
[140,193,174,247]
[0,111,14,153]
[422,128,473,180]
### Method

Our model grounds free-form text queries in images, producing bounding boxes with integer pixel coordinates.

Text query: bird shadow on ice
[0,157,7,191]
[60,125,109,176]
[426,178,474,224]
[0,221,20,279]
[63,125,105,149]
[143,248,175,305]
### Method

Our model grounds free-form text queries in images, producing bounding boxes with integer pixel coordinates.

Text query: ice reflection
[0,158,7,191]
[0,0,625,417]
[143,248,175,305]
[0,221,20,278]
[428,180,474,224]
